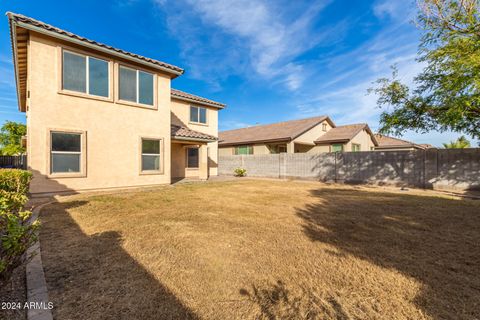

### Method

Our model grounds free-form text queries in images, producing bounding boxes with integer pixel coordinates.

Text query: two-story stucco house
[218,116,378,155]
[7,13,225,194]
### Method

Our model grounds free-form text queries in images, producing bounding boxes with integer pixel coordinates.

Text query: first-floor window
[50,132,82,173]
[234,145,253,155]
[331,144,343,152]
[141,138,161,171]
[352,143,361,152]
[186,147,199,168]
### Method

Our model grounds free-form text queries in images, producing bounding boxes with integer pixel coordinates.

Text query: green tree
[443,135,471,148]
[371,0,480,139]
[0,121,26,155]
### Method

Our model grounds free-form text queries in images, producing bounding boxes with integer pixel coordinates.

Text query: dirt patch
[0,264,27,320]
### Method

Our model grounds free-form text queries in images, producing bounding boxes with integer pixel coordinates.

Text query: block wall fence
[218,149,480,191]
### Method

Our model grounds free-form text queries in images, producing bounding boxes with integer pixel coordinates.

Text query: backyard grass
[39,180,480,319]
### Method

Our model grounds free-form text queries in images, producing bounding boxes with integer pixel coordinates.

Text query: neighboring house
[8,13,225,194]
[313,123,377,152]
[218,116,377,155]
[374,134,432,151]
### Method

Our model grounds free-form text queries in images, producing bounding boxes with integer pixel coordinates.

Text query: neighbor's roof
[374,134,427,149]
[171,125,217,142]
[219,116,334,146]
[314,123,378,145]
[171,88,226,109]
[7,12,184,76]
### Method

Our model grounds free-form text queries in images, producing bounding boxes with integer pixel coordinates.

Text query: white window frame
[190,106,208,125]
[119,65,154,106]
[48,130,86,178]
[322,123,327,131]
[140,137,163,174]
[62,49,110,98]
[352,143,361,152]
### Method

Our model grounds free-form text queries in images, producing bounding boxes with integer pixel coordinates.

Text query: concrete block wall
[218,148,480,191]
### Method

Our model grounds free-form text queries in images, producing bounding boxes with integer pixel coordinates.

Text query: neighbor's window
[50,132,82,174]
[322,123,327,131]
[62,50,109,97]
[186,147,199,168]
[234,145,253,155]
[119,66,154,106]
[331,144,343,152]
[141,139,161,171]
[190,106,207,124]
[352,143,361,152]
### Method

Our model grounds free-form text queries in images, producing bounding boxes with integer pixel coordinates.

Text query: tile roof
[171,89,226,109]
[171,125,217,142]
[219,116,332,146]
[314,123,374,144]
[374,134,427,149]
[7,12,184,76]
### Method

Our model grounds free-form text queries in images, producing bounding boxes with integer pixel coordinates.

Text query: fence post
[334,152,337,183]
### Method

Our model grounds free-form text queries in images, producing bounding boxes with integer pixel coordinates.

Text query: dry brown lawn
[39,180,480,320]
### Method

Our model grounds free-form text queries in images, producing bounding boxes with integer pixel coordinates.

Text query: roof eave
[171,95,225,109]
[219,137,291,147]
[172,136,217,143]
[375,144,416,149]
[290,116,335,140]
[8,15,23,112]
[314,139,350,145]
[13,19,184,78]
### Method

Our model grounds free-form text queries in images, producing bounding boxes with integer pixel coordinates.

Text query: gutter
[218,138,291,147]
[171,95,225,109]
[172,136,217,143]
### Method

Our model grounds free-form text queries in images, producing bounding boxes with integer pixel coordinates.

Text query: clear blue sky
[0,0,477,147]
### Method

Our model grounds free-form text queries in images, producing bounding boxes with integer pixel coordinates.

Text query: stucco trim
[56,45,115,102]
[185,145,200,169]
[138,136,165,175]
[46,128,87,179]
[188,105,209,127]
[115,62,159,110]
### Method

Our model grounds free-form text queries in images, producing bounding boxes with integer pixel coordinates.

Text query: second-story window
[119,66,154,106]
[190,106,207,124]
[322,123,327,131]
[62,50,109,97]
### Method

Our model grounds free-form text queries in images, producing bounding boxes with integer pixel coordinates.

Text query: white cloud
[155,0,334,91]
[373,0,415,21]
[291,11,425,129]
[219,120,256,131]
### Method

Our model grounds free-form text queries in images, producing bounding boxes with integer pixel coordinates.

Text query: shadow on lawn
[40,201,197,320]
[239,281,350,320]
[296,188,480,319]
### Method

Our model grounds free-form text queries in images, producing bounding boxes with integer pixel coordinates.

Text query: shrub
[0,169,38,284]
[234,168,247,177]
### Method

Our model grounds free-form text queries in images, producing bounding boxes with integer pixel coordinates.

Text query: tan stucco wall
[307,144,332,153]
[218,144,270,155]
[27,33,173,193]
[346,129,375,152]
[219,147,234,156]
[293,120,332,145]
[253,144,270,155]
[170,99,218,176]
[294,144,314,153]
